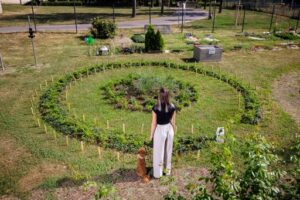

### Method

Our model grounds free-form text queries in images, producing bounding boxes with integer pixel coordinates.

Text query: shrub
[155,30,165,50]
[274,32,300,40]
[145,25,164,52]
[131,34,145,43]
[90,18,116,39]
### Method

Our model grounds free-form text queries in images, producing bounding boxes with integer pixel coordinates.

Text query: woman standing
[150,88,176,178]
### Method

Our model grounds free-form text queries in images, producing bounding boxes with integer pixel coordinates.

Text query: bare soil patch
[0,136,31,171]
[29,167,208,200]
[18,163,68,192]
[272,71,300,125]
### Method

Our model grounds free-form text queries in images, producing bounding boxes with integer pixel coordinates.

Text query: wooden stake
[44,124,48,134]
[31,107,34,115]
[66,135,69,146]
[191,124,194,134]
[80,141,84,152]
[106,120,109,129]
[117,152,120,161]
[97,146,101,158]
[37,118,41,127]
[82,114,85,122]
[45,80,47,86]
[238,93,241,109]
[122,123,125,133]
[197,150,200,158]
[67,103,71,112]
[65,90,68,100]
[141,123,144,134]
[53,130,57,140]
[51,75,54,82]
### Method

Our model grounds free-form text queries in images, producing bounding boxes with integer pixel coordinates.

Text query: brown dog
[136,147,150,183]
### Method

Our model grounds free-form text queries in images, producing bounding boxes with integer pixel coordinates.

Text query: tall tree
[161,0,164,15]
[219,0,223,13]
[132,0,136,17]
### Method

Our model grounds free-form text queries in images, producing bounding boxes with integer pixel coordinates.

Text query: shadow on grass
[55,167,152,188]
[0,11,174,25]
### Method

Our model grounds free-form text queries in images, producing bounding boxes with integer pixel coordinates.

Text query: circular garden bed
[38,61,261,153]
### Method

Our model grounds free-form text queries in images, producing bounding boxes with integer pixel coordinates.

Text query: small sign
[208,47,216,55]
[216,127,225,143]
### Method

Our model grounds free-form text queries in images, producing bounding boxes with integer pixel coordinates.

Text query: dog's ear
[138,147,145,154]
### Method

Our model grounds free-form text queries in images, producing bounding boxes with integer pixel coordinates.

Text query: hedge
[38,61,261,153]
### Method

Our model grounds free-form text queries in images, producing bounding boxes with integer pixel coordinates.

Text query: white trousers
[153,123,174,178]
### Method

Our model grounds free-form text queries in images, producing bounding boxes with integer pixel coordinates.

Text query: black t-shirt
[152,103,176,125]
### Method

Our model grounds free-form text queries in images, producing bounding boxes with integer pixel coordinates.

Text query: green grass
[67,66,241,138]
[0,9,300,197]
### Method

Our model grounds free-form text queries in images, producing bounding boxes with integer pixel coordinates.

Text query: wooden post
[66,135,69,146]
[31,107,35,115]
[141,123,144,134]
[97,146,101,158]
[37,118,41,127]
[53,130,57,140]
[238,93,241,109]
[80,141,84,152]
[82,114,85,122]
[51,75,54,82]
[122,123,125,133]
[197,150,200,158]
[107,120,109,129]
[65,90,68,100]
[191,124,194,134]
[44,124,48,134]
[117,152,120,161]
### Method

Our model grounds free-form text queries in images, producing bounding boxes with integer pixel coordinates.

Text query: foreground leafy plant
[166,133,285,200]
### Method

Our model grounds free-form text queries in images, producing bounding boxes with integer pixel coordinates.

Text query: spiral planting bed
[38,61,261,153]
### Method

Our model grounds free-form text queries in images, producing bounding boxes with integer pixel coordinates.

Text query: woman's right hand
[149,135,153,141]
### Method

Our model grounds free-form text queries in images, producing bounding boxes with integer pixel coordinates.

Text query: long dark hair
[157,87,171,112]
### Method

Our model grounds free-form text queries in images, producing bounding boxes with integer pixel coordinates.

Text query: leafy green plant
[90,18,116,39]
[101,74,198,113]
[131,34,145,43]
[94,184,116,200]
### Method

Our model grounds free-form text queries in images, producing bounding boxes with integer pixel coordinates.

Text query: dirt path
[28,167,209,200]
[272,71,300,125]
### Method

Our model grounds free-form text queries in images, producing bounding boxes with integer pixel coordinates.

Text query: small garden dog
[136,147,150,183]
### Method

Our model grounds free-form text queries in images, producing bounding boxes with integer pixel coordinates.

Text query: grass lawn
[0,8,299,199]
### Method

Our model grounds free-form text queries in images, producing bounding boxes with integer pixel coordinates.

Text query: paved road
[0,9,208,33]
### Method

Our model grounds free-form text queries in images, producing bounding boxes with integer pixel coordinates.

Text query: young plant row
[38,61,261,153]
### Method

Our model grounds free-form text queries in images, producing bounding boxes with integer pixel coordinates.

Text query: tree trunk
[161,0,164,15]
[132,0,136,17]
[204,0,207,9]
[218,0,223,13]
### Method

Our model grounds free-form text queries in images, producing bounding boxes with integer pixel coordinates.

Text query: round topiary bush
[90,18,116,39]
